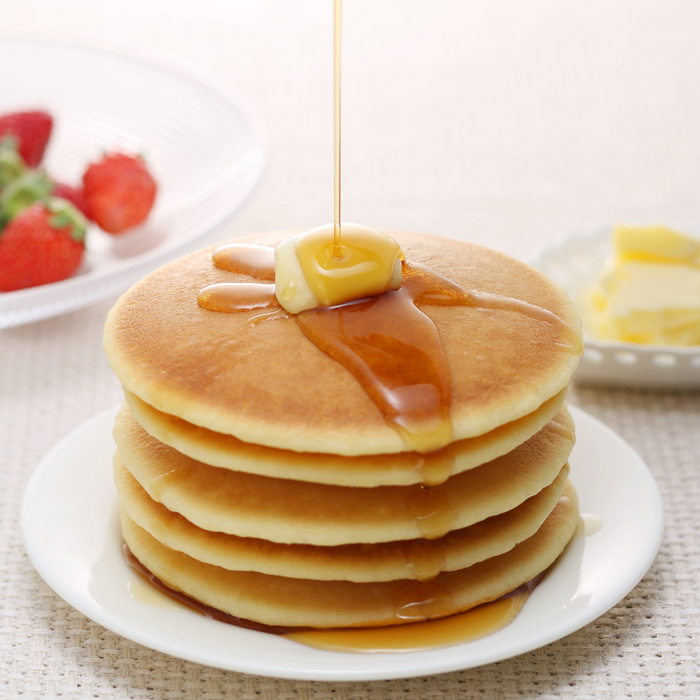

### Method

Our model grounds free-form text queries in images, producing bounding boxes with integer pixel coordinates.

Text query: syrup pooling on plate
[287,576,541,653]
[198,243,581,454]
[123,545,300,634]
[124,544,542,653]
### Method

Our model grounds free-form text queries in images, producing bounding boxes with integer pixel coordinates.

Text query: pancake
[120,487,579,628]
[116,456,572,582]
[123,386,568,487]
[114,402,575,546]
[104,231,582,455]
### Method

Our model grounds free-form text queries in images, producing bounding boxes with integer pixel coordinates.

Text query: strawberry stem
[0,170,53,224]
[46,197,88,243]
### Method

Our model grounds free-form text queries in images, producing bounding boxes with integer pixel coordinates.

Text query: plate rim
[21,403,664,681]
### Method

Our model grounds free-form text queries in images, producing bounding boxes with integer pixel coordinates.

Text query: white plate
[0,40,266,328]
[21,404,663,681]
[529,225,700,389]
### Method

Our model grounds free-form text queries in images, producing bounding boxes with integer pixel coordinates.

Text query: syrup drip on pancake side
[403,538,448,581]
[415,448,454,486]
[123,544,542,652]
[123,545,300,634]
[198,244,581,454]
[288,577,540,653]
[405,485,458,541]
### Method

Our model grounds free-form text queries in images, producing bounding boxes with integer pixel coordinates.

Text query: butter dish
[529,225,700,389]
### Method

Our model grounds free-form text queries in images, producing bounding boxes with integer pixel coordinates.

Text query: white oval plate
[21,404,663,681]
[529,225,700,389]
[0,40,266,328]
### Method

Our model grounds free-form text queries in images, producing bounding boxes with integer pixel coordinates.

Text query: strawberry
[83,152,157,234]
[0,111,53,168]
[0,199,87,292]
[51,181,91,219]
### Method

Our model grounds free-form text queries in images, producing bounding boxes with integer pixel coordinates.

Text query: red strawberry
[0,199,87,292]
[0,111,53,168]
[83,152,157,234]
[51,181,91,219]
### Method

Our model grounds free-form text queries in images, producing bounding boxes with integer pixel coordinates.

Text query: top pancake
[104,231,581,455]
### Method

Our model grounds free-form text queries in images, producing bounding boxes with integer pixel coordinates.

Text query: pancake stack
[104,231,583,629]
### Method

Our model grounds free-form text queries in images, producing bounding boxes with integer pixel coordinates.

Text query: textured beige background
[1,1,700,697]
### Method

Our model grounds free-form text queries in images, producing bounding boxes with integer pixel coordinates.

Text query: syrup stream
[333,0,342,258]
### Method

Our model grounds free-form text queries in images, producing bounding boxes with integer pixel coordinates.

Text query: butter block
[614,225,700,266]
[583,226,700,345]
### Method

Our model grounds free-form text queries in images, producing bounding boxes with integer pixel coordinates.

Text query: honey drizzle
[198,283,279,314]
[198,246,582,453]
[212,244,276,280]
[296,287,454,453]
[405,262,582,353]
[124,544,542,653]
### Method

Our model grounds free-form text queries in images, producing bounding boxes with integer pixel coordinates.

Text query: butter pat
[275,224,404,314]
[274,235,321,314]
[583,225,700,345]
[614,225,700,266]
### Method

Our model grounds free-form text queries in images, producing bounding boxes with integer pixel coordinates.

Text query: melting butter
[275,224,404,314]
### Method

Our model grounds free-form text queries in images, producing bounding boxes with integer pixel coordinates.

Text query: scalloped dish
[530,225,700,389]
